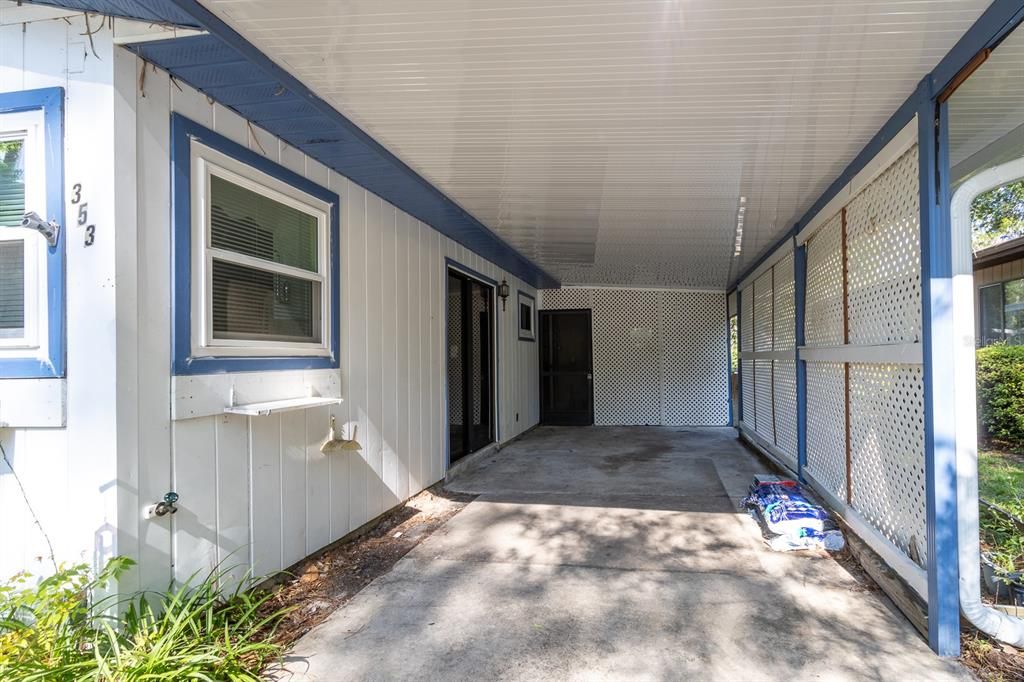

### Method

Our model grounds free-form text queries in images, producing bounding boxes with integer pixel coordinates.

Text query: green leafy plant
[0,558,290,681]
[976,344,1024,449]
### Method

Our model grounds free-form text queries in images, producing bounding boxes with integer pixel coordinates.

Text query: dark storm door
[447,271,495,463]
[540,310,593,425]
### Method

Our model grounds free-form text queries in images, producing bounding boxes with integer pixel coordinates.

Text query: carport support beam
[794,241,807,482]
[918,76,961,657]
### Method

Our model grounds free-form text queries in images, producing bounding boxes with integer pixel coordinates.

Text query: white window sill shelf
[224,396,342,417]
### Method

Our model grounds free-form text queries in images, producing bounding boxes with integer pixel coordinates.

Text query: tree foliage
[972,179,1024,251]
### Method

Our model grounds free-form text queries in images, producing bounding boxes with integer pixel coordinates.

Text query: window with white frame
[190,141,332,358]
[0,109,47,359]
[518,291,536,341]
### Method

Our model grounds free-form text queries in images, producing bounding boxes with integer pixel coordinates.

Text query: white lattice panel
[849,363,927,567]
[846,146,922,346]
[805,213,845,347]
[753,271,774,352]
[660,291,730,426]
[740,285,754,352]
[805,362,847,500]
[592,289,662,425]
[773,252,796,351]
[539,287,593,310]
[741,360,755,427]
[773,359,798,466]
[754,359,775,442]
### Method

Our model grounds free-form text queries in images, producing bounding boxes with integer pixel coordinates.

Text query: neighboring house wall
[538,287,729,426]
[975,255,1024,345]
[0,14,539,590]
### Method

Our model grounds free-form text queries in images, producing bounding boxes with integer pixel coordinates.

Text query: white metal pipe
[951,218,1024,646]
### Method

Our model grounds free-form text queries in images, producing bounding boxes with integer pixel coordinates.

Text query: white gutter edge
[952,271,1024,646]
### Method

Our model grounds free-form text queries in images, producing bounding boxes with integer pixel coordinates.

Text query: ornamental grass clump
[0,557,290,681]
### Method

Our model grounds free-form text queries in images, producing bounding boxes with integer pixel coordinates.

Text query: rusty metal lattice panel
[753,270,774,352]
[773,252,796,351]
[849,363,927,568]
[805,362,847,500]
[660,291,730,426]
[846,146,922,346]
[805,214,845,347]
[773,359,798,467]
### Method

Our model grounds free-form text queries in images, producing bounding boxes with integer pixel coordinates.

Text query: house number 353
[71,182,95,247]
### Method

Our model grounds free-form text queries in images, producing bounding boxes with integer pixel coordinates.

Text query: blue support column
[794,240,808,483]
[726,295,735,427]
[918,77,961,657]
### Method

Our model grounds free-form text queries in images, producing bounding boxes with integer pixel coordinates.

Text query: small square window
[517,291,535,341]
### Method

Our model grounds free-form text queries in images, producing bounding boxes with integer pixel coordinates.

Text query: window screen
[980,285,1003,346]
[520,302,532,332]
[208,173,322,344]
[0,138,24,227]
[0,241,24,338]
[1005,279,1024,345]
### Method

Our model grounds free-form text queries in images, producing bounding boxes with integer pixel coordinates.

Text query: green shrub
[976,344,1024,448]
[0,557,290,681]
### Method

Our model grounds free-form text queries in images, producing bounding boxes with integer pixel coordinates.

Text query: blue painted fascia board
[731,0,1024,290]
[0,87,65,379]
[170,113,341,375]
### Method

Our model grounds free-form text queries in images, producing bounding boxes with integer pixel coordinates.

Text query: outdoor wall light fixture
[499,279,510,311]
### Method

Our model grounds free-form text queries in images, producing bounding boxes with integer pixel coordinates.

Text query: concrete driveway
[282,426,967,681]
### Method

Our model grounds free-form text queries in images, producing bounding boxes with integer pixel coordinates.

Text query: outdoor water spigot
[144,492,179,519]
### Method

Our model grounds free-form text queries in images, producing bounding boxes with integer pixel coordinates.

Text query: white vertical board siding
[538,287,729,426]
[123,54,539,586]
[0,18,125,582]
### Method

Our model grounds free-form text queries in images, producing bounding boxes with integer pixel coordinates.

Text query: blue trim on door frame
[170,113,341,375]
[918,80,961,657]
[0,87,65,379]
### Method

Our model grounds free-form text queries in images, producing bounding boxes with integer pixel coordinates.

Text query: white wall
[0,13,538,588]
[0,14,123,581]
[117,51,538,590]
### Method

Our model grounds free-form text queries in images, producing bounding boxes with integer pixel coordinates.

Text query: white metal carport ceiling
[202,0,991,289]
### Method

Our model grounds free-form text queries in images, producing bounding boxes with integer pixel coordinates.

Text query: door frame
[444,259,499,470]
[539,308,594,426]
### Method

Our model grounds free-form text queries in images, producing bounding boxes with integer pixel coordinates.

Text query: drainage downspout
[952,271,1024,646]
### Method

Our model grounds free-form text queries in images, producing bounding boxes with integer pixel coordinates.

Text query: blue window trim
[0,87,65,379]
[171,113,341,375]
[517,290,536,342]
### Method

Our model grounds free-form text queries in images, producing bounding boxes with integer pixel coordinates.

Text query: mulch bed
[261,484,475,647]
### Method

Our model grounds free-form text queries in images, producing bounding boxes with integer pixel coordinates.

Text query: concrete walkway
[283,426,967,681]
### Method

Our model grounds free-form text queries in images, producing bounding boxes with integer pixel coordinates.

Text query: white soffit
[202,0,990,288]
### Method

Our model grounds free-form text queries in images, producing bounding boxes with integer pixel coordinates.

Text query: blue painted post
[918,77,961,657]
[794,241,808,483]
[735,289,743,427]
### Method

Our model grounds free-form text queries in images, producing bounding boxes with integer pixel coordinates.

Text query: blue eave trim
[32,0,558,289]
[0,87,65,379]
[171,113,341,375]
[731,0,1024,290]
